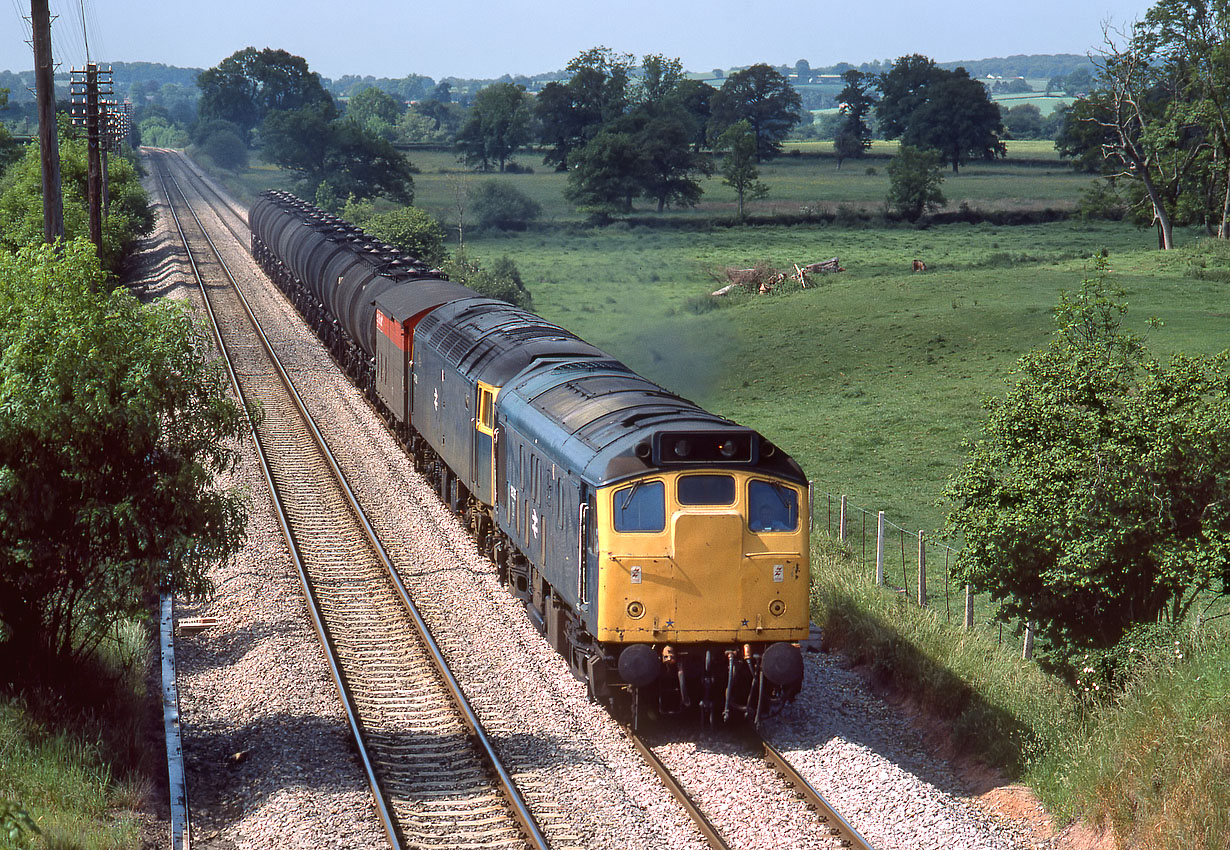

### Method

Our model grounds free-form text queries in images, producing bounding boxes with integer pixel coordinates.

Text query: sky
[3,0,1157,81]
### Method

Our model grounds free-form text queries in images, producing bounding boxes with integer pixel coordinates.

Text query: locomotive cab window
[478,386,495,431]
[748,480,799,532]
[677,474,735,506]
[613,480,665,533]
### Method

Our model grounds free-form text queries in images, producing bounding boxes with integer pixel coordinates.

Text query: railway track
[150,150,549,850]
[628,728,876,850]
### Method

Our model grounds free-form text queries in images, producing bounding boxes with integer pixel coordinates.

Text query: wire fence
[811,486,1036,659]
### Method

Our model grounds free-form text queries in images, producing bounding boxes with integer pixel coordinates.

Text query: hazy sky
[4,0,1155,80]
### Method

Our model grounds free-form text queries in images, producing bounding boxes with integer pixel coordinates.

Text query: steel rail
[154,151,549,850]
[762,740,877,850]
[152,156,405,850]
[624,729,732,850]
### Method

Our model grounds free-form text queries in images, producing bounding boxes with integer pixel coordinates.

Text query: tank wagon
[250,191,810,724]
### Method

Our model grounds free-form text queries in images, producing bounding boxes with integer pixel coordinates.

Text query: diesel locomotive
[249,191,810,724]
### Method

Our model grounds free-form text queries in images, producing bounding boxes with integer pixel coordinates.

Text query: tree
[196,47,334,145]
[261,106,415,203]
[363,206,446,265]
[886,144,946,221]
[0,241,249,663]
[564,126,642,216]
[636,112,712,211]
[534,47,636,170]
[833,70,876,168]
[455,82,532,172]
[945,258,1230,672]
[716,120,768,221]
[709,64,803,161]
[637,54,685,108]
[0,121,153,271]
[346,86,404,140]
[877,57,1005,173]
[1003,103,1045,140]
[442,249,532,309]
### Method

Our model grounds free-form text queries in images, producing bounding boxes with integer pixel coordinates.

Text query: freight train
[249,191,810,725]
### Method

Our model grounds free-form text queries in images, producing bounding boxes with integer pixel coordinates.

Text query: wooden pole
[964,585,974,629]
[85,63,102,249]
[838,495,847,543]
[31,0,63,243]
[917,530,927,607]
[1023,621,1035,660]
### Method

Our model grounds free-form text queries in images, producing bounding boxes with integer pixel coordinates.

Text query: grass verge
[0,621,157,849]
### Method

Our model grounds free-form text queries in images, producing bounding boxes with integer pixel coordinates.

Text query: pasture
[464,220,1230,544]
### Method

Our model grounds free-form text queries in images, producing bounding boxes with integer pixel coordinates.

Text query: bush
[469,181,543,231]
[363,206,447,266]
[442,249,532,309]
[198,129,248,170]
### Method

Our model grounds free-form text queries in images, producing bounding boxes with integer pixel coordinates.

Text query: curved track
[150,149,547,850]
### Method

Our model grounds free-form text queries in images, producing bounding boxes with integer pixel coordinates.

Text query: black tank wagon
[250,191,810,725]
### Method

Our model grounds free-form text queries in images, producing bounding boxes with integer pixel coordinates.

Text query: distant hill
[936,54,1094,80]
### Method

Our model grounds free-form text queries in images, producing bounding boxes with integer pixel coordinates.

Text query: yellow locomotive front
[593,467,810,723]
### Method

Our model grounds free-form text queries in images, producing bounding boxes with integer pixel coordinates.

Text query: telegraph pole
[31,0,64,243]
[70,63,112,250]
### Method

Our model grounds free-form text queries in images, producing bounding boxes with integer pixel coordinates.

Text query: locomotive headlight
[673,438,691,458]
[768,599,786,617]
[719,439,737,458]
[627,601,646,619]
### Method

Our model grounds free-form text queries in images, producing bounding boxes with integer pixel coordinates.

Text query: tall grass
[0,618,155,849]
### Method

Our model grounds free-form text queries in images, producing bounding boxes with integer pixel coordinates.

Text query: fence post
[808,481,814,533]
[917,531,927,607]
[964,585,974,629]
[875,511,885,586]
[839,495,847,542]
[1022,621,1035,660]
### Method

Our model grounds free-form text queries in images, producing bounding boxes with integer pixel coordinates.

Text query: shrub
[363,206,447,266]
[469,181,543,231]
[198,129,248,171]
[442,249,532,309]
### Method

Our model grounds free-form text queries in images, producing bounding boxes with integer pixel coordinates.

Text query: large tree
[262,106,415,203]
[535,47,636,171]
[945,258,1230,671]
[0,241,249,663]
[709,64,803,161]
[876,57,1005,173]
[196,47,334,144]
[345,86,404,140]
[455,82,533,172]
[833,69,876,168]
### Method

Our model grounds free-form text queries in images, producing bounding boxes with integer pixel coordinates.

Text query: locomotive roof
[416,298,611,388]
[498,359,807,487]
[373,279,483,323]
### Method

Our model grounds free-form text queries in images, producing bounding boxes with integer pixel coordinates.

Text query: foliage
[886,144,946,221]
[0,241,250,662]
[876,56,1006,173]
[469,181,543,231]
[344,86,404,140]
[535,47,636,171]
[198,128,248,171]
[196,46,334,144]
[456,82,533,172]
[137,115,189,148]
[709,64,803,161]
[945,256,1230,674]
[262,106,415,203]
[0,125,153,271]
[833,70,876,168]
[363,206,447,266]
[442,248,532,309]
[0,799,39,848]
[715,120,769,221]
